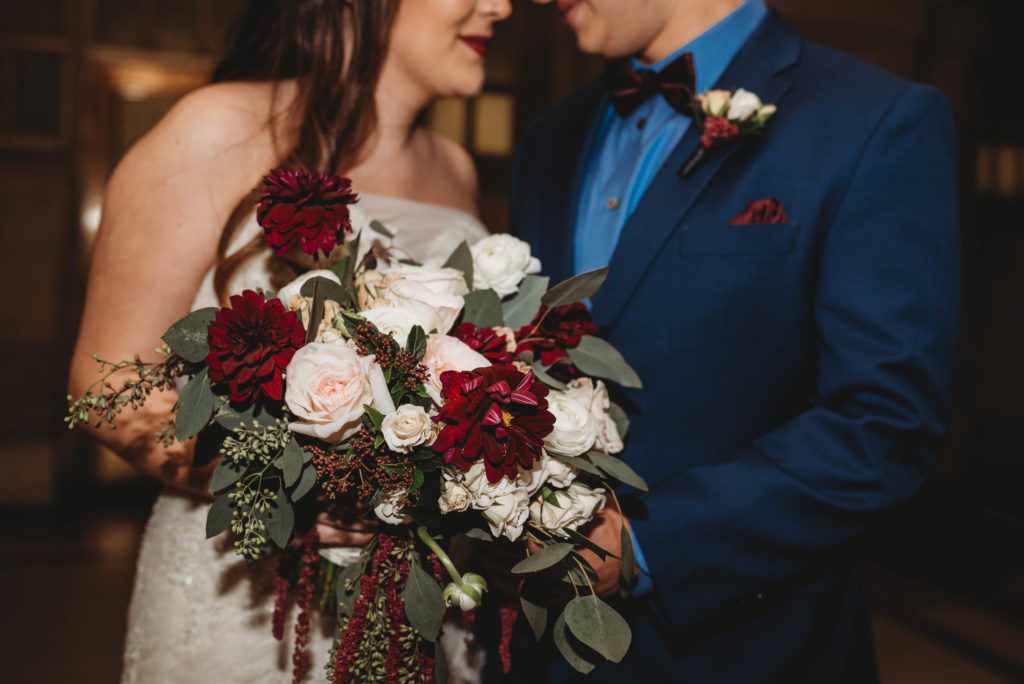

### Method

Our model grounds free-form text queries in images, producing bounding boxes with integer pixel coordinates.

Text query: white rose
[700,89,732,116]
[564,377,624,455]
[529,482,606,537]
[285,344,375,443]
[374,489,412,525]
[517,452,550,496]
[546,456,578,489]
[544,390,597,457]
[727,88,762,121]
[481,487,530,541]
[469,234,541,298]
[381,404,435,453]
[378,264,469,335]
[457,461,516,509]
[278,269,342,309]
[360,305,423,347]
[439,481,472,514]
[421,334,490,404]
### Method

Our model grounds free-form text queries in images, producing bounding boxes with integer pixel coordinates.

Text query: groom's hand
[559,501,634,598]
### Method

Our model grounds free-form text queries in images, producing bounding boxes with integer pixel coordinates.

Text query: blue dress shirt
[573,0,769,594]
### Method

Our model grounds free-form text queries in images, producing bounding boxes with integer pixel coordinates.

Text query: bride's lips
[557,0,584,25]
[460,35,491,57]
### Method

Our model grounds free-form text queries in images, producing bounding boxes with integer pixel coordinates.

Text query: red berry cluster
[310,427,415,506]
[352,321,429,392]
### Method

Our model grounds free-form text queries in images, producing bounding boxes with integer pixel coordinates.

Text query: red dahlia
[256,167,358,257]
[206,290,306,403]
[432,365,554,483]
[514,302,597,366]
[453,322,513,365]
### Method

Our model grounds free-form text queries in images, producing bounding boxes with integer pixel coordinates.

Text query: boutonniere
[679,88,777,178]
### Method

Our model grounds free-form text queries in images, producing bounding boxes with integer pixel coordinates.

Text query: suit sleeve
[629,85,962,629]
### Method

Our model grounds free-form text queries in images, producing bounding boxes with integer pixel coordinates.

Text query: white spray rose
[701,89,732,116]
[517,452,550,496]
[727,88,762,121]
[529,482,606,537]
[381,404,434,453]
[545,456,578,489]
[564,377,624,455]
[469,234,541,297]
[278,269,342,309]
[285,344,375,443]
[438,481,472,514]
[481,487,531,541]
[457,462,515,509]
[374,489,412,525]
[421,334,490,405]
[544,390,597,457]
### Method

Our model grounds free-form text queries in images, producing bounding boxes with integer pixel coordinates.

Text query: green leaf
[281,438,304,488]
[551,453,605,478]
[442,240,474,289]
[563,594,632,663]
[304,276,326,345]
[587,451,648,492]
[563,528,619,561]
[300,275,352,309]
[162,307,218,363]
[520,595,548,641]
[266,486,295,548]
[502,275,548,329]
[209,457,246,493]
[205,495,232,539]
[619,523,636,593]
[512,542,574,574]
[330,255,350,283]
[363,404,386,429]
[406,325,427,361]
[335,562,365,618]
[368,219,395,239]
[462,289,503,328]
[532,357,567,391]
[541,267,608,308]
[402,561,445,641]
[567,336,643,389]
[463,527,493,542]
[407,468,425,494]
[608,401,630,440]
[434,635,449,684]
[288,461,317,501]
[553,611,597,674]
[175,368,214,441]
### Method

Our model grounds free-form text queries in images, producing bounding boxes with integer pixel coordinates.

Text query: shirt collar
[631,0,768,92]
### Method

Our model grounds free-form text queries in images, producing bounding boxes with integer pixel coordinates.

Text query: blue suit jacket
[502,10,960,683]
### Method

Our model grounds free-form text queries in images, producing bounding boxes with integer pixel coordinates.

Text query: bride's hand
[313,500,379,547]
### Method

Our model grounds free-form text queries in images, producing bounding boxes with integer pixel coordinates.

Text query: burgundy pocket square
[729,198,788,225]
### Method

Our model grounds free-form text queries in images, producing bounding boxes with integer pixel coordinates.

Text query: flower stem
[415,525,462,585]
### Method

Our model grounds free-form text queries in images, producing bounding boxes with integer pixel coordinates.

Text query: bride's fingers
[314,524,377,547]
[315,513,379,532]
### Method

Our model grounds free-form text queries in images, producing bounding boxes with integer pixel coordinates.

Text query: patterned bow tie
[604,52,697,117]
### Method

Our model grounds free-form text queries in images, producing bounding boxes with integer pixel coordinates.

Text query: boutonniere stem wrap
[680,88,777,178]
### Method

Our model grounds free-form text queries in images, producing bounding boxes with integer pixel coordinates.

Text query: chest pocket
[678,222,799,256]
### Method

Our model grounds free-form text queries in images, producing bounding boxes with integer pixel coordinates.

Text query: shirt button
[637,118,647,130]
[606,197,620,210]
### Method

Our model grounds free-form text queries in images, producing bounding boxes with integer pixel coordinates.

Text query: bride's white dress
[122,194,488,684]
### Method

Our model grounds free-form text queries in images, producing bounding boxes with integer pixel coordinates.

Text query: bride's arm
[68,83,288,497]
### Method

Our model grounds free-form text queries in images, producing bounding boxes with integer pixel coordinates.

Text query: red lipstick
[460,35,490,57]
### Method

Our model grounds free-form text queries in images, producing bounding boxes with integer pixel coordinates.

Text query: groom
[504,0,961,681]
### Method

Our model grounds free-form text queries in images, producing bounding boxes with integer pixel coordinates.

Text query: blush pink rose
[284,343,376,443]
[421,334,490,405]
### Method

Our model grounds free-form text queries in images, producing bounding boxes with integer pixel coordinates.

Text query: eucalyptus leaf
[442,240,474,289]
[214,401,272,431]
[608,401,630,440]
[288,461,317,501]
[568,336,643,389]
[531,357,567,390]
[175,368,214,441]
[330,255,350,283]
[266,487,295,548]
[564,594,631,663]
[462,289,503,328]
[563,528,618,561]
[205,495,232,539]
[368,219,396,239]
[402,561,445,641]
[551,453,605,478]
[463,527,493,542]
[281,438,304,488]
[520,595,548,641]
[512,543,574,574]
[620,523,636,593]
[553,611,597,675]
[541,267,608,308]
[587,451,649,492]
[502,275,548,329]
[304,276,326,344]
[209,457,246,493]
[163,307,218,363]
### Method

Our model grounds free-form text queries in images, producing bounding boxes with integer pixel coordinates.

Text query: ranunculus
[284,343,375,443]
[469,234,541,298]
[701,116,740,148]
[359,305,423,348]
[564,377,624,454]
[374,489,412,525]
[256,167,358,257]
[381,404,435,453]
[421,334,491,404]
[529,482,606,537]
[206,289,305,404]
[277,269,342,309]
[727,88,762,121]
[438,481,472,514]
[375,264,468,335]
[452,322,514,364]
[544,390,598,457]
[433,365,555,483]
[514,303,597,366]
[481,487,530,541]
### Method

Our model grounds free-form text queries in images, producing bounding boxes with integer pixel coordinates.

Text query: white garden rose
[727,88,762,121]
[481,487,531,541]
[564,377,624,455]
[544,390,597,457]
[456,461,516,509]
[374,489,412,525]
[381,404,435,453]
[545,456,578,489]
[517,452,550,496]
[701,89,732,116]
[285,344,375,443]
[360,305,423,347]
[278,269,342,309]
[529,482,606,537]
[421,334,490,404]
[377,263,469,335]
[469,234,541,297]
[438,481,472,514]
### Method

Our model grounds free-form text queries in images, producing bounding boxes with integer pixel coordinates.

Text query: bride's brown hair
[210,0,400,301]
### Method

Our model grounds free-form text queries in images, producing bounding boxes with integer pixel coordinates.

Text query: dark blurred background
[1,1,1022,682]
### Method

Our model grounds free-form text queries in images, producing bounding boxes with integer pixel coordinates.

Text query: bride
[68,0,511,681]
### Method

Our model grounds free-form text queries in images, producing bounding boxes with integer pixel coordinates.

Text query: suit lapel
[590,11,803,330]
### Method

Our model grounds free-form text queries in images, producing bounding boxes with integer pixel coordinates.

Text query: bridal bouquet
[68,168,646,682]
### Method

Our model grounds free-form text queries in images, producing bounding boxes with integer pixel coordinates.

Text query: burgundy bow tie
[604,52,697,117]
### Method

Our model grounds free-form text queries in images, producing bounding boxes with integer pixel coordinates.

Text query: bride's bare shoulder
[422,129,480,211]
